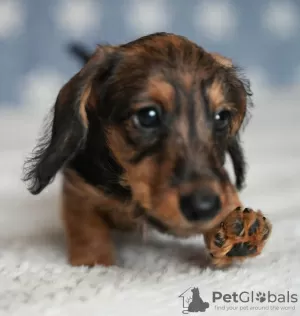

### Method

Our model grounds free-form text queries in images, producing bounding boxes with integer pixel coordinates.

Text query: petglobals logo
[212,290,298,312]
[212,291,298,304]
[178,288,298,314]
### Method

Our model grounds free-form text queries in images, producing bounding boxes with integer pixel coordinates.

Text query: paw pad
[204,207,272,267]
[214,232,225,248]
[248,218,259,236]
[232,219,244,236]
[226,242,257,257]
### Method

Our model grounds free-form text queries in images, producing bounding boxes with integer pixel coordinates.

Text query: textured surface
[0,87,299,315]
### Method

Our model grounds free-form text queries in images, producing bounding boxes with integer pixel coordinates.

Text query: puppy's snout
[180,190,221,221]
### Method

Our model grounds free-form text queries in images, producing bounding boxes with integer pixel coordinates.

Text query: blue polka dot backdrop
[0,0,299,110]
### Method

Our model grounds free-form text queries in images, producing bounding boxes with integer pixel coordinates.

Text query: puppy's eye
[214,110,231,131]
[133,107,161,129]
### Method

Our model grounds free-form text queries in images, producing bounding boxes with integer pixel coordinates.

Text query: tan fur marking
[79,84,91,127]
[62,170,137,266]
[145,77,175,112]
[207,80,225,111]
[211,52,233,68]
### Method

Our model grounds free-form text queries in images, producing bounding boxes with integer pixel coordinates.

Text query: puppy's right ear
[23,46,117,194]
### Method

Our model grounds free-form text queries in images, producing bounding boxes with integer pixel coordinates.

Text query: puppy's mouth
[133,203,170,234]
[133,184,240,236]
[134,205,223,236]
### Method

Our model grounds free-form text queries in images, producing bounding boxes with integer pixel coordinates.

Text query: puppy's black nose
[180,191,221,221]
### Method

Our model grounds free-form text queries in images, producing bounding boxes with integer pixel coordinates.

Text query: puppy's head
[24,33,252,233]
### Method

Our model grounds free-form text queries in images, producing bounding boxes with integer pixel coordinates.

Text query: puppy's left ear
[23,46,117,194]
[211,51,252,190]
[229,66,253,190]
[227,136,246,190]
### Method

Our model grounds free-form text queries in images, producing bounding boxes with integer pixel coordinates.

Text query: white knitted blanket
[0,87,299,316]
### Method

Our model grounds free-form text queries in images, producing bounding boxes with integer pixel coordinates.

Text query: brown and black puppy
[23,33,270,267]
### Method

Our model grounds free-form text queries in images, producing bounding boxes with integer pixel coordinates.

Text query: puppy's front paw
[204,207,272,267]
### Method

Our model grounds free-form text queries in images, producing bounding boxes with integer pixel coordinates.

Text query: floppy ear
[23,46,116,194]
[227,136,246,190]
[228,66,252,190]
[211,51,252,190]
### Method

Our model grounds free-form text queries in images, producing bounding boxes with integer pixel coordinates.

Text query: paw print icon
[256,292,266,303]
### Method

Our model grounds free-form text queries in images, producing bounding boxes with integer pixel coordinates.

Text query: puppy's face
[24,33,252,234]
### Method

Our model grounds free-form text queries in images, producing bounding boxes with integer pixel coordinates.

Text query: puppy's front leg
[62,177,115,267]
[62,201,115,267]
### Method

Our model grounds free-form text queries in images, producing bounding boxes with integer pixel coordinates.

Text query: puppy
[23,32,262,267]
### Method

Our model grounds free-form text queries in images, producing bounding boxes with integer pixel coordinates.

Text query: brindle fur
[23,33,253,266]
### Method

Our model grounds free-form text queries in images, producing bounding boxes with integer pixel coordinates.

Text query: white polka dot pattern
[125,0,171,36]
[263,1,299,39]
[193,0,237,41]
[0,1,299,108]
[0,0,25,39]
[53,0,101,38]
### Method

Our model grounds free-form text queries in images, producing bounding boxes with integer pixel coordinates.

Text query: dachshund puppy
[23,32,270,267]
